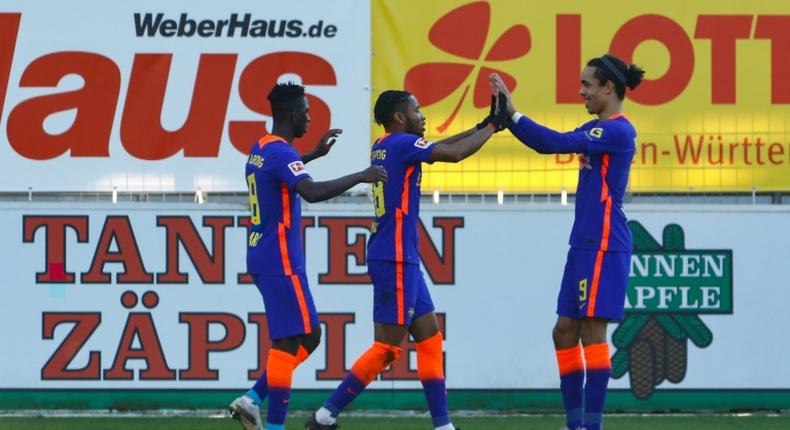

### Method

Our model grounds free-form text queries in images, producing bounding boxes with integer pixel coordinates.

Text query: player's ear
[604,80,614,95]
[392,111,406,126]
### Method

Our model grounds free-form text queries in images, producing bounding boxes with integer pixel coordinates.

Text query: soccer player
[490,54,645,430]
[229,82,388,430]
[305,90,509,430]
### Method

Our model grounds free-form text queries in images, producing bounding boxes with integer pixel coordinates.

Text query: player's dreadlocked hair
[587,54,645,100]
[374,90,412,126]
[268,82,305,118]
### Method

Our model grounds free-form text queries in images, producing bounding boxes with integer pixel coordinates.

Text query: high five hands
[476,79,513,132]
[488,73,516,118]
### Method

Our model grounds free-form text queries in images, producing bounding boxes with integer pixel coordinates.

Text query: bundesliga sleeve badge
[288,161,307,176]
[414,138,432,149]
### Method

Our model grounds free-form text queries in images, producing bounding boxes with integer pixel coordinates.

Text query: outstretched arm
[431,94,503,146]
[430,126,494,163]
[433,128,476,146]
[294,165,387,203]
[509,114,590,154]
[302,129,342,164]
[429,94,510,163]
[489,73,588,155]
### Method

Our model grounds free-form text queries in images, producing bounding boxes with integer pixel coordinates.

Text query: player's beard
[406,116,424,137]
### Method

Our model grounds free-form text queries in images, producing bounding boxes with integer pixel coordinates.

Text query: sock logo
[611,221,733,400]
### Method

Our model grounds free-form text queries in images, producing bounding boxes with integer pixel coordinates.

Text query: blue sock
[246,389,262,405]
[324,373,367,417]
[266,388,290,427]
[583,343,612,430]
[584,369,610,430]
[560,370,585,428]
[248,371,268,403]
[422,379,450,427]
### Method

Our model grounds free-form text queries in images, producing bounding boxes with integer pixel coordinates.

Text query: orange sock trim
[266,349,298,390]
[295,345,310,365]
[416,332,444,381]
[350,342,403,385]
[556,344,584,376]
[583,343,611,370]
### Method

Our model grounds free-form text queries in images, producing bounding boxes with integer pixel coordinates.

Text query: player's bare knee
[382,344,402,366]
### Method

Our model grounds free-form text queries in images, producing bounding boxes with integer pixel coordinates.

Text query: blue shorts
[557,247,629,320]
[252,273,319,340]
[369,260,435,326]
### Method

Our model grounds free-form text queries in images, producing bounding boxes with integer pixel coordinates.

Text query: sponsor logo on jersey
[579,154,592,170]
[589,127,604,139]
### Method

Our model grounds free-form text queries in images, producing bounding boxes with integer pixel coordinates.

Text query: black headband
[599,56,626,85]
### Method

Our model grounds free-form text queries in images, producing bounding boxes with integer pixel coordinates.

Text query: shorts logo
[288,161,306,176]
[589,127,603,139]
[408,307,415,318]
[414,138,431,149]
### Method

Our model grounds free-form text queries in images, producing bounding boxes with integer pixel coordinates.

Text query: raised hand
[475,95,497,130]
[489,73,516,117]
[360,165,388,183]
[313,128,342,158]
[490,93,511,131]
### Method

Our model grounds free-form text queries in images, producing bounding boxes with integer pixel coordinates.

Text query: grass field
[1,415,789,430]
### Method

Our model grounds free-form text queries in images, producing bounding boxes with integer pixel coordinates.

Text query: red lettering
[301,216,315,259]
[7,52,120,159]
[674,135,704,165]
[0,14,20,123]
[754,16,790,104]
[41,312,101,380]
[768,142,784,165]
[610,15,694,105]
[555,15,582,104]
[120,54,236,159]
[247,313,271,380]
[81,216,153,284]
[23,216,89,283]
[179,313,245,380]
[694,15,752,104]
[236,216,254,284]
[556,154,575,165]
[104,313,176,380]
[229,52,336,155]
[156,216,233,284]
[316,313,356,380]
[319,217,373,284]
[418,218,463,284]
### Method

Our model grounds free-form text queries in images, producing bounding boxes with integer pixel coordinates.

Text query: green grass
[1,415,789,430]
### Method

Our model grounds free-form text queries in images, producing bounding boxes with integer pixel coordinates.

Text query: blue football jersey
[509,113,636,252]
[245,134,311,275]
[367,132,436,263]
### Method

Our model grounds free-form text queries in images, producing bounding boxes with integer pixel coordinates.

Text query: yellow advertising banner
[372,0,790,193]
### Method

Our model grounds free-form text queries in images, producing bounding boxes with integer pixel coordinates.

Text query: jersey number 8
[247,173,261,226]
[372,181,386,217]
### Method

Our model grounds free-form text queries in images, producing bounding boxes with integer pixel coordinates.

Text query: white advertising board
[1,202,788,395]
[0,0,371,192]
